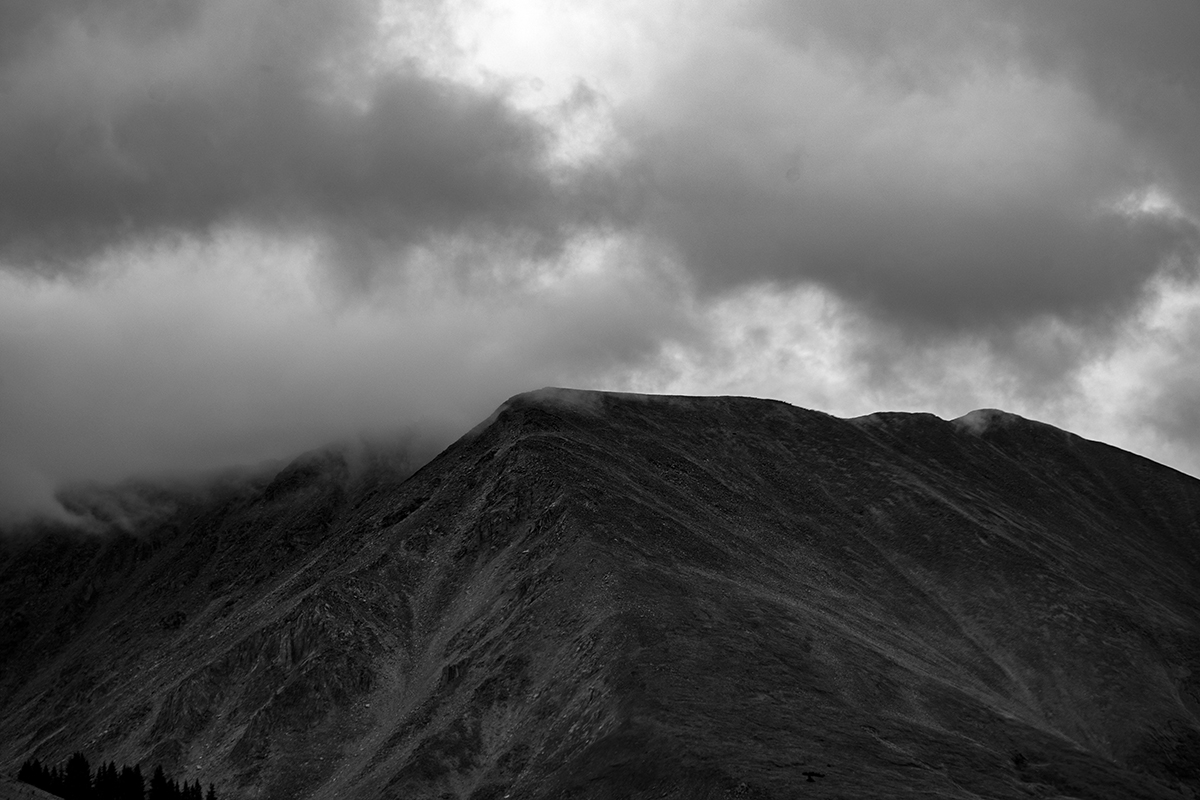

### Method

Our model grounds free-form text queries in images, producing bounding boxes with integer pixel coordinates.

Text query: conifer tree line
[16,752,217,800]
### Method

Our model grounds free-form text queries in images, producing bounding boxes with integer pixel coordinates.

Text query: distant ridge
[2,389,1198,799]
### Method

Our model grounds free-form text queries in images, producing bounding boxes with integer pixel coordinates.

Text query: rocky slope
[2,389,1199,799]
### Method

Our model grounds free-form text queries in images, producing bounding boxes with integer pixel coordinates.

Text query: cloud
[0,0,615,275]
[0,230,690,521]
[1005,1,1200,211]
[1076,274,1200,475]
[757,0,1200,211]
[3,0,1200,522]
[611,0,1199,329]
[8,0,1195,324]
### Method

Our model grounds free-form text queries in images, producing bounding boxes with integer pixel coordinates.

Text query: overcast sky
[3,0,1199,520]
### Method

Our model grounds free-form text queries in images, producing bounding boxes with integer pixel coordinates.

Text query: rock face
[2,388,1200,799]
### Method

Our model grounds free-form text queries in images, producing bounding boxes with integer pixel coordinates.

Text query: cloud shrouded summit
[2,0,1199,520]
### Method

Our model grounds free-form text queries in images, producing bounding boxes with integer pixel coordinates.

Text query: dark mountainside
[2,389,1199,799]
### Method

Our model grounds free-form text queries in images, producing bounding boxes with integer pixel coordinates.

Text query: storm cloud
[622,0,1200,327]
[0,0,614,274]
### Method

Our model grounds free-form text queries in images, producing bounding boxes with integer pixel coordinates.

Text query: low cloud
[0,231,689,521]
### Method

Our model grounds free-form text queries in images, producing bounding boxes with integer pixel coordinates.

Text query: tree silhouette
[93,762,114,798]
[148,765,170,800]
[16,755,213,800]
[17,758,58,795]
[125,764,145,800]
[17,758,41,786]
[63,752,92,800]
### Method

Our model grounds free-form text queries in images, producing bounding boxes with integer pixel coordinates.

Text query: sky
[2,0,1199,521]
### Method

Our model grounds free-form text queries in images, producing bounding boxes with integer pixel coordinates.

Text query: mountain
[1,388,1199,800]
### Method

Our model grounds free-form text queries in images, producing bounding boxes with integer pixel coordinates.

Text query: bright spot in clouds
[1115,186,1190,221]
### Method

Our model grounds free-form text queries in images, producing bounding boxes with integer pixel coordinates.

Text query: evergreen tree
[149,765,170,800]
[48,763,67,797]
[117,763,144,800]
[129,764,145,800]
[94,761,112,799]
[17,754,213,800]
[112,761,127,800]
[16,758,51,793]
[98,761,118,799]
[63,752,92,800]
[17,758,40,788]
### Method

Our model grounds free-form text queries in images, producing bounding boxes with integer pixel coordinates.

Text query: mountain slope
[2,389,1199,799]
